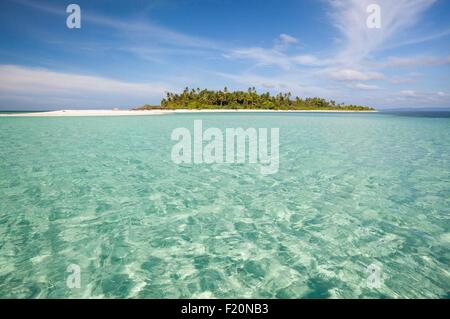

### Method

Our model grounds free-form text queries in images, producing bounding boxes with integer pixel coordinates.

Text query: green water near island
[0,112,449,298]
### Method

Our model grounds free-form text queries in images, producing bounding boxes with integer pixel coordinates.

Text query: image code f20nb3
[0,0,449,308]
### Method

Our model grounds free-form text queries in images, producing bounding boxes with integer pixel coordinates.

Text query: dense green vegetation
[136,87,375,111]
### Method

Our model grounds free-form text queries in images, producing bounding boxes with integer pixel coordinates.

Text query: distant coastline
[0,109,377,117]
[0,88,379,116]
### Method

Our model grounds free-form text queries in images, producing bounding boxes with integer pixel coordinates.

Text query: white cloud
[399,90,417,97]
[392,90,450,106]
[229,0,437,71]
[349,83,380,90]
[225,47,292,70]
[387,55,450,67]
[226,0,437,98]
[226,46,329,70]
[0,65,170,109]
[389,73,421,84]
[273,34,299,51]
[278,34,298,45]
[329,0,436,63]
[329,69,384,81]
[291,55,330,66]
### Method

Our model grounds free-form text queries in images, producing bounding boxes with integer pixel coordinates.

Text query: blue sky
[0,0,449,110]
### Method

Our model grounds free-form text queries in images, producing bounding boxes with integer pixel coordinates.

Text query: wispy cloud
[274,33,299,51]
[399,89,418,97]
[393,89,450,105]
[329,0,436,63]
[225,33,330,70]
[0,65,170,109]
[328,68,384,81]
[225,47,293,70]
[225,1,437,76]
[348,83,380,90]
[386,55,450,67]
[221,0,445,108]
[389,73,422,84]
[383,28,450,50]
[10,0,221,51]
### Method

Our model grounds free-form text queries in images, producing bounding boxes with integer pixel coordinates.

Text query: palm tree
[140,87,373,111]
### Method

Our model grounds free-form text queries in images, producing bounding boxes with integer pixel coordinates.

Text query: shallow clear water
[0,112,449,298]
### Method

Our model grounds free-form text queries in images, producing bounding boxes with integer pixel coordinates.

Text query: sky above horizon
[0,0,449,110]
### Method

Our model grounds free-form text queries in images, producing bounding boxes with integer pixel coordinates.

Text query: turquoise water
[0,112,449,298]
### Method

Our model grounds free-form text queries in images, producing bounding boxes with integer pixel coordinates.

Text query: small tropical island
[135,87,375,111]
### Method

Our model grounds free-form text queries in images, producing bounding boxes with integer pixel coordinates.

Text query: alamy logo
[66,4,81,29]
[366,262,383,289]
[171,120,279,175]
[66,264,81,289]
[366,4,381,29]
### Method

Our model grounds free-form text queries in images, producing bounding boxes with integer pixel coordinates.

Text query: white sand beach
[0,109,377,117]
[0,110,168,117]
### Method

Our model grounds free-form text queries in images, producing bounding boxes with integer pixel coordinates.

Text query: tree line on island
[135,87,375,111]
